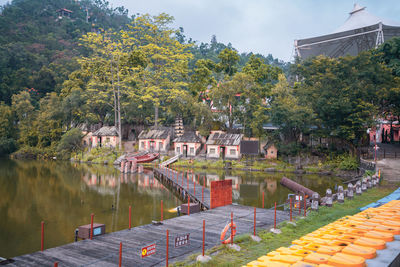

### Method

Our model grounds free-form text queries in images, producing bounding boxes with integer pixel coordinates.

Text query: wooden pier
[153,167,211,210]
[10,205,289,266]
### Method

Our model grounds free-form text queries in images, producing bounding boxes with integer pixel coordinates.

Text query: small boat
[134,153,159,163]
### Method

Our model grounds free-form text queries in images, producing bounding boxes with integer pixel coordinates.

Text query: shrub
[57,128,83,153]
[0,137,17,155]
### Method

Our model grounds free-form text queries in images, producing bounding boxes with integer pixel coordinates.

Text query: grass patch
[72,147,122,165]
[172,185,398,266]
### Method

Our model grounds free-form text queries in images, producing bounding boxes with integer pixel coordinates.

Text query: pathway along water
[0,159,343,258]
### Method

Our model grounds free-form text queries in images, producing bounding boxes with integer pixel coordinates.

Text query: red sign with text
[141,243,156,258]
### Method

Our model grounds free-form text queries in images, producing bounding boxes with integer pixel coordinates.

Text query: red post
[202,186,204,203]
[230,212,233,245]
[188,196,190,215]
[202,220,205,256]
[290,197,292,221]
[161,200,163,222]
[41,221,44,251]
[54,263,58,267]
[119,242,122,267]
[166,230,169,267]
[304,196,307,217]
[253,207,256,236]
[129,205,132,229]
[274,202,277,229]
[90,213,94,240]
[298,195,301,215]
[262,192,264,209]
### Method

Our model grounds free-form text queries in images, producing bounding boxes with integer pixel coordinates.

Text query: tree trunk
[154,105,159,127]
[117,56,122,150]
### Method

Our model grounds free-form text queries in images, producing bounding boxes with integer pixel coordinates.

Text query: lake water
[0,159,343,258]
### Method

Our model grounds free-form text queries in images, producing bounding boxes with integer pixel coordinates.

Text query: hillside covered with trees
[0,0,399,161]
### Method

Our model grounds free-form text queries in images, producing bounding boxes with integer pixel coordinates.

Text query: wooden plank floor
[154,167,211,209]
[10,205,289,266]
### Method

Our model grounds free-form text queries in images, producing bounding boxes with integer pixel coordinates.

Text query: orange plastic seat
[341,244,376,259]
[354,237,386,250]
[327,253,365,267]
[303,253,330,264]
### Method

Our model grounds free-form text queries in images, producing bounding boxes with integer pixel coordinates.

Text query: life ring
[220,222,237,244]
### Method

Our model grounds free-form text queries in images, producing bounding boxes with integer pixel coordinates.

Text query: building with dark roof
[206,132,243,159]
[173,131,202,157]
[138,127,173,153]
[91,126,118,148]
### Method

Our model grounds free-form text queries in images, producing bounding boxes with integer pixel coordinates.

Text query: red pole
[374,133,377,163]
[298,195,301,215]
[41,221,44,251]
[253,207,256,236]
[161,200,163,222]
[119,242,122,267]
[262,192,264,208]
[54,263,58,267]
[290,197,292,221]
[129,205,132,229]
[90,213,94,240]
[230,212,233,245]
[202,220,205,256]
[188,196,190,215]
[304,196,307,217]
[166,230,169,267]
[202,186,204,203]
[274,202,277,229]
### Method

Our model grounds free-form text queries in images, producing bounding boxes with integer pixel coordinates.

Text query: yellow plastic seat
[303,243,342,255]
[291,261,318,267]
[364,230,394,242]
[269,254,303,264]
[374,225,400,235]
[354,237,386,250]
[303,253,330,264]
[341,244,376,259]
[327,253,365,267]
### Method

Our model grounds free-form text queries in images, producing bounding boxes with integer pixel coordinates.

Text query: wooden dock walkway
[154,167,211,210]
[10,205,289,266]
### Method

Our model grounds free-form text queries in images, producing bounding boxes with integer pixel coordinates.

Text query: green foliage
[0,137,17,156]
[57,128,83,153]
[326,154,359,171]
[0,0,130,104]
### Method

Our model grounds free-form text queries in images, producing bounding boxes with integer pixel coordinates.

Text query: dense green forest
[0,0,399,159]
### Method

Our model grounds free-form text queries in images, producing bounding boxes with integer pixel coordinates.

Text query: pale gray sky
[1,0,399,61]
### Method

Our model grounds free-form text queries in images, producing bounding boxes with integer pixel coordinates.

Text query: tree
[294,53,396,154]
[211,72,256,130]
[12,91,37,146]
[122,13,193,126]
[270,74,314,143]
[0,102,16,155]
[216,48,239,76]
[57,128,83,153]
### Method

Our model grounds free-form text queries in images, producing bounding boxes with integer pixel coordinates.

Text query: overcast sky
[1,0,399,61]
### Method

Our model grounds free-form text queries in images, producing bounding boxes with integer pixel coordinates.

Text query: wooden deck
[10,205,289,266]
[153,167,211,209]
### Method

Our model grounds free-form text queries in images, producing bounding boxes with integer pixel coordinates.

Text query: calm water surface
[0,159,343,258]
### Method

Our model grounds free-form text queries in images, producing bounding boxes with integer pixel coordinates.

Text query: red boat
[127,152,159,163]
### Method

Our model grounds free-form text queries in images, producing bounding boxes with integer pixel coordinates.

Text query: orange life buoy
[220,222,237,244]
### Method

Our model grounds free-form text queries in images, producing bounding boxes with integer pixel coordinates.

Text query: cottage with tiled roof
[206,132,243,159]
[173,131,202,157]
[92,126,118,148]
[138,127,172,153]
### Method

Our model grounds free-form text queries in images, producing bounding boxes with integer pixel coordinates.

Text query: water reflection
[0,160,343,258]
